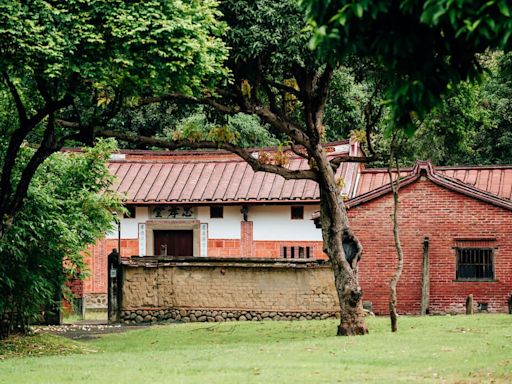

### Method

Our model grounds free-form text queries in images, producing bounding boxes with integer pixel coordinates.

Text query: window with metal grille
[281,246,312,259]
[456,248,494,280]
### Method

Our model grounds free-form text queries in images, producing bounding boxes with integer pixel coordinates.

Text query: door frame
[145,220,200,256]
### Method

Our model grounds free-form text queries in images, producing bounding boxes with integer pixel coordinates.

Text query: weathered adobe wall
[84,237,325,298]
[120,261,340,323]
[349,177,512,315]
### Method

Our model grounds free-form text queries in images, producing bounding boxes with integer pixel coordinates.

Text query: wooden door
[153,230,193,257]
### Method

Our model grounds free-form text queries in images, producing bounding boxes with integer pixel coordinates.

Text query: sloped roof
[110,143,359,204]
[355,164,512,201]
[437,166,512,201]
[348,161,512,211]
[312,161,512,221]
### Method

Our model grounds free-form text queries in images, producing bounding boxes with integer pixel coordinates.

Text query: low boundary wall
[116,257,341,324]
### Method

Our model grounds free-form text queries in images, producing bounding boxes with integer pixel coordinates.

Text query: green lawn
[1,315,511,383]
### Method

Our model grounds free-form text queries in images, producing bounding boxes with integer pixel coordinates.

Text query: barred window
[281,246,311,259]
[456,248,494,280]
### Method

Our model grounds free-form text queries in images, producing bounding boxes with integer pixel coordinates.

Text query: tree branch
[2,72,27,125]
[329,155,378,170]
[268,80,301,98]
[8,113,60,218]
[95,129,317,180]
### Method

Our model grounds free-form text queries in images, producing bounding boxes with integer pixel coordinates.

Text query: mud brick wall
[120,260,339,314]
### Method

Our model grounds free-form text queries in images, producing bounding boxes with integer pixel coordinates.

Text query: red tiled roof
[348,161,512,210]
[437,166,512,201]
[110,148,359,204]
[355,164,512,201]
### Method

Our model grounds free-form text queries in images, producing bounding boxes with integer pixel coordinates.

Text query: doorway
[153,230,194,256]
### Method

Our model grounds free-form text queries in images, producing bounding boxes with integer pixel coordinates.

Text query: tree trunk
[388,158,404,333]
[315,147,368,336]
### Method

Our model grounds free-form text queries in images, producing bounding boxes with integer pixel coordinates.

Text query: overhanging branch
[95,129,317,181]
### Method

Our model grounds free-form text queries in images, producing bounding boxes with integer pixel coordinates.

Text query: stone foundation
[120,308,339,324]
[84,293,108,309]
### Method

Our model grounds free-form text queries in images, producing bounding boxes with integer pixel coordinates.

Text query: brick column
[240,221,254,258]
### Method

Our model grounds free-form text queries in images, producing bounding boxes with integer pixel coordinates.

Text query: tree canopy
[0,140,121,338]
[304,0,512,131]
[0,0,228,236]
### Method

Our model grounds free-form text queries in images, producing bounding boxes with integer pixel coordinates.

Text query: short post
[508,295,512,314]
[108,249,121,323]
[420,237,430,315]
[466,294,474,315]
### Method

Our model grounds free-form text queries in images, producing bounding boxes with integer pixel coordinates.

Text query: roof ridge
[347,160,512,211]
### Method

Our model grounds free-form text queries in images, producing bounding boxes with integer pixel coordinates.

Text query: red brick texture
[240,221,254,258]
[207,239,241,257]
[349,177,512,315]
[83,238,139,294]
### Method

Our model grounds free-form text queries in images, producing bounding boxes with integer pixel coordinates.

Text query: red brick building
[80,143,512,316]
[344,161,512,314]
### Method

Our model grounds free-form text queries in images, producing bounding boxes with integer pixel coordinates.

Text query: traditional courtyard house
[79,141,512,319]
[314,161,512,315]
[82,141,359,311]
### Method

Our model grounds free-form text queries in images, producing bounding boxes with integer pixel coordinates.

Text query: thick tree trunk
[315,147,368,336]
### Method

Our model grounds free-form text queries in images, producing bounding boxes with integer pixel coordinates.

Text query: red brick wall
[240,221,254,258]
[207,238,325,259]
[349,177,512,315]
[253,240,325,259]
[207,239,242,257]
[83,238,139,294]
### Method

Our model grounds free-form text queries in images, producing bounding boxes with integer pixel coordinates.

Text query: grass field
[1,315,511,383]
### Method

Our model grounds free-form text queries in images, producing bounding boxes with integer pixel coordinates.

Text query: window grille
[281,246,312,259]
[456,248,494,280]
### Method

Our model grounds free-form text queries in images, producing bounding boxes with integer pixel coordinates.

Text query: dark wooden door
[154,230,193,256]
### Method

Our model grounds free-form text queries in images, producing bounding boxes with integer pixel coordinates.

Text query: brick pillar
[240,221,254,258]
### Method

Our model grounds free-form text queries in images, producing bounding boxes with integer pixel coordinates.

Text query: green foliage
[304,0,512,131]
[221,0,312,74]
[323,66,372,141]
[0,140,121,337]
[163,111,280,148]
[383,52,512,166]
[0,0,229,95]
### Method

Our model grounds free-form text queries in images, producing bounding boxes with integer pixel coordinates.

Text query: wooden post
[466,294,474,315]
[420,237,430,315]
[508,295,512,314]
[108,249,121,323]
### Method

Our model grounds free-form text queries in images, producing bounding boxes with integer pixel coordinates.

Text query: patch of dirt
[31,323,150,341]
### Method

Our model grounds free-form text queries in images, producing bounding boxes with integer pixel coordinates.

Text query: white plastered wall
[197,205,241,239]
[251,205,321,241]
[106,204,321,242]
[105,206,149,239]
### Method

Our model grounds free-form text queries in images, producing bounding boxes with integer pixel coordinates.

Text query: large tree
[0,0,228,238]
[0,140,121,338]
[93,0,375,336]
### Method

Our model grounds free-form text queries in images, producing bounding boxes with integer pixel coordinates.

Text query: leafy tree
[0,140,121,338]
[390,52,512,166]
[93,0,375,336]
[304,0,512,132]
[0,0,228,237]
